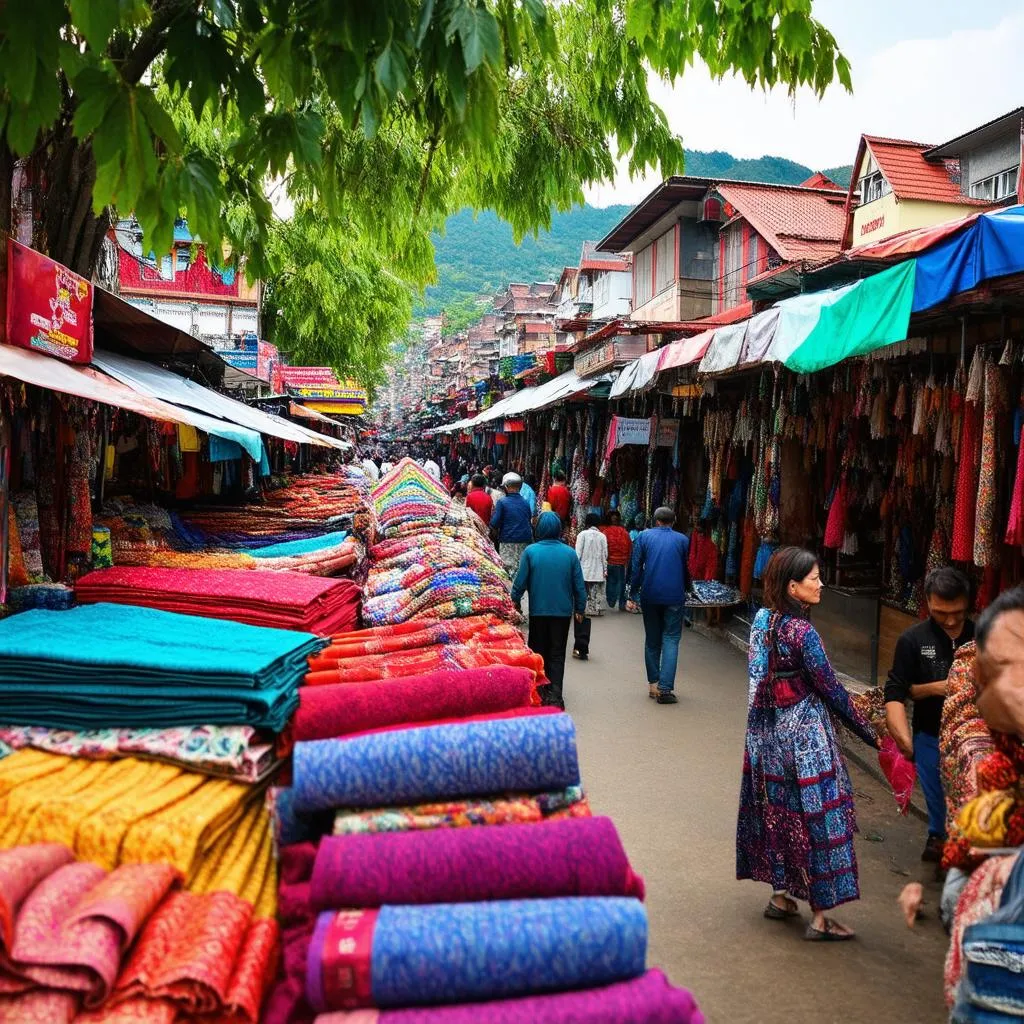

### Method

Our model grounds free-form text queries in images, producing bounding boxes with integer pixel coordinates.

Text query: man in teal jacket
[512,512,586,709]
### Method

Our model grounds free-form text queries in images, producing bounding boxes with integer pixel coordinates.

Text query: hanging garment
[1006,413,1024,547]
[974,360,1006,566]
[951,401,981,563]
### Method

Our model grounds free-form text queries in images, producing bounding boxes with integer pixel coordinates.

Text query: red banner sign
[5,239,93,364]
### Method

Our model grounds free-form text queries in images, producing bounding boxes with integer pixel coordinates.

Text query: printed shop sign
[5,239,94,364]
[605,415,652,455]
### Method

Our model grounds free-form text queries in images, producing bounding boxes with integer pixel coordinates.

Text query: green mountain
[420,150,853,315]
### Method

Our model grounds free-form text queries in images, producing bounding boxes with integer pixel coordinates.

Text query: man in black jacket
[885,567,974,863]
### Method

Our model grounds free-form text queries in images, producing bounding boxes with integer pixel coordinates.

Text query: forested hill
[421,151,852,315]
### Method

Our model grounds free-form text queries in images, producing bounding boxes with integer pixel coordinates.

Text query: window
[971,166,1019,201]
[654,228,675,294]
[859,170,889,204]
[175,247,191,274]
[634,243,653,306]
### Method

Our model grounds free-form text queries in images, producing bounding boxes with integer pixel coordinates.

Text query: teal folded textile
[292,714,580,814]
[0,603,321,731]
[248,532,350,559]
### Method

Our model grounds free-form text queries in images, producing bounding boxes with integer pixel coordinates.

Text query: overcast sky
[586,0,1024,206]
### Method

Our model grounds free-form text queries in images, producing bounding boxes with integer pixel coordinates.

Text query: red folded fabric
[76,567,360,634]
[291,668,535,743]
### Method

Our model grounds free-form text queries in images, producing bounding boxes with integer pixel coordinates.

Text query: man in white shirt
[423,456,441,481]
[361,456,380,483]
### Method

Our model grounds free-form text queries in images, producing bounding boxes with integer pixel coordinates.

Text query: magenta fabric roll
[310,816,644,910]
[292,667,534,743]
[311,969,704,1024]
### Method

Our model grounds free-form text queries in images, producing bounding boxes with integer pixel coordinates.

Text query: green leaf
[2,42,38,104]
[447,2,502,74]
[4,102,40,155]
[136,87,183,153]
[207,0,236,28]
[836,53,853,91]
[416,0,436,47]
[375,44,409,99]
[70,0,120,53]
[92,154,123,213]
[71,67,120,138]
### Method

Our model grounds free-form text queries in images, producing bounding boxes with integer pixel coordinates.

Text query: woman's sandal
[763,896,800,920]
[804,917,855,941]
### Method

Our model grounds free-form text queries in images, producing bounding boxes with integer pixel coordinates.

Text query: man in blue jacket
[512,512,586,710]
[489,473,534,580]
[627,506,689,705]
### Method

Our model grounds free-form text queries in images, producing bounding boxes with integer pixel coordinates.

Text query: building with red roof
[842,126,1009,247]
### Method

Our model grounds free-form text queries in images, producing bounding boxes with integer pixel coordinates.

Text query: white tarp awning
[93,350,346,449]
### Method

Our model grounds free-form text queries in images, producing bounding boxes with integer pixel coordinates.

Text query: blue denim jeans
[914,732,946,838]
[641,603,683,693]
[606,565,627,609]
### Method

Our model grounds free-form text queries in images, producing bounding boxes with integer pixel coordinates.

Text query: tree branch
[120,0,200,85]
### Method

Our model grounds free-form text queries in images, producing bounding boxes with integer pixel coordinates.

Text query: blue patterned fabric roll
[292,714,581,814]
[309,897,647,1011]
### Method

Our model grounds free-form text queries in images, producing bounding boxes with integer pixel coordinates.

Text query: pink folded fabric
[879,736,917,815]
[292,668,534,743]
[308,969,703,1024]
[0,845,180,1008]
[310,817,644,909]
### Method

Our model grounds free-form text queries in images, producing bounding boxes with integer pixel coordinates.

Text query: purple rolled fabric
[309,816,645,910]
[311,969,704,1024]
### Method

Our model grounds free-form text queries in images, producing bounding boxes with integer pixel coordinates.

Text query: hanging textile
[951,353,983,563]
[973,359,1006,567]
[1006,410,1024,547]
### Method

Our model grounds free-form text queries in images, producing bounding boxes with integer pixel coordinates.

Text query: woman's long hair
[762,546,818,618]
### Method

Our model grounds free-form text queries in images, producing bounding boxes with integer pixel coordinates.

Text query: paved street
[564,609,950,1023]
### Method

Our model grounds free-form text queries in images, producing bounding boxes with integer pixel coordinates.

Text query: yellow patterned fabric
[0,751,275,913]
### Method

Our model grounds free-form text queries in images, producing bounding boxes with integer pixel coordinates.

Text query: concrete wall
[963,135,1020,191]
[852,194,970,245]
[591,270,632,320]
[631,278,713,322]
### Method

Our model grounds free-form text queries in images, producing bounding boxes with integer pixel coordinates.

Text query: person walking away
[884,567,974,863]
[547,470,571,524]
[573,513,608,661]
[489,474,533,580]
[626,507,689,704]
[512,512,586,709]
[601,510,632,611]
[736,547,881,941]
[625,514,646,614]
[423,453,441,480]
[465,473,494,525]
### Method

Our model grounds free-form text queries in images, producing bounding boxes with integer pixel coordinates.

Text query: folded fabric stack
[303,618,546,688]
[99,494,363,577]
[76,567,361,634]
[0,723,276,783]
[0,603,323,731]
[0,842,278,1024]
[364,462,516,624]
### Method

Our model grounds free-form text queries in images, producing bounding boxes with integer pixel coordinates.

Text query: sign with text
[613,416,652,447]
[5,239,93,363]
[656,418,679,447]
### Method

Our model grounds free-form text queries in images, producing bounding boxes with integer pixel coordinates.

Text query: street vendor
[885,567,974,863]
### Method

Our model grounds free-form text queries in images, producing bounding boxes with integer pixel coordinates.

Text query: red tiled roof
[799,172,844,191]
[715,182,847,263]
[579,240,631,273]
[863,136,991,205]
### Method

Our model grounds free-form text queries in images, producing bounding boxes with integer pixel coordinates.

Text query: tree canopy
[0,0,851,381]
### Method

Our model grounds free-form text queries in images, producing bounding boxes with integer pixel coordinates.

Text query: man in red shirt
[546,469,571,524]
[465,474,494,524]
[600,509,632,611]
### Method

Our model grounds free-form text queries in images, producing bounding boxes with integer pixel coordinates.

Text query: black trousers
[572,614,592,657]
[528,615,571,708]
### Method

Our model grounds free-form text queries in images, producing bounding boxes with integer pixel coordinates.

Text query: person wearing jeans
[884,566,974,863]
[601,510,632,611]
[627,506,690,705]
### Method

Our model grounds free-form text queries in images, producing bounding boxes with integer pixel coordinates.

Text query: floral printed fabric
[0,725,277,783]
[736,610,877,911]
[973,360,1007,566]
[331,786,589,836]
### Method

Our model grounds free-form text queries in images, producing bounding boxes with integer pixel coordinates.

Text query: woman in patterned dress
[736,547,881,941]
